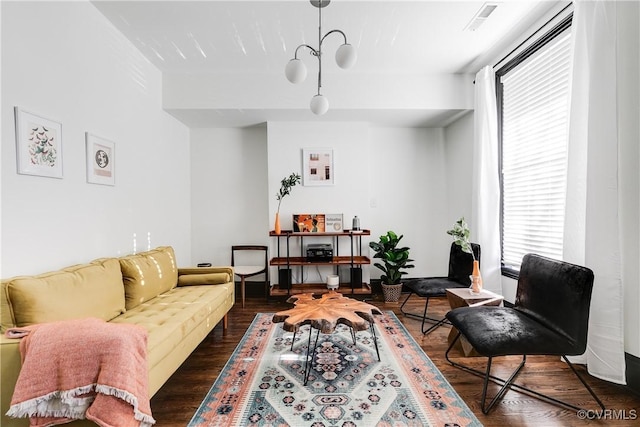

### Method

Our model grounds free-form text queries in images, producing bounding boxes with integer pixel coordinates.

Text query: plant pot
[275,212,281,235]
[382,283,403,303]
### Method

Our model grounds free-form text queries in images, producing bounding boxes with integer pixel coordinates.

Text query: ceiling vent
[464,2,499,31]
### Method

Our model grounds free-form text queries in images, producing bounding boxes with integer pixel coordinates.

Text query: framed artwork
[14,107,63,178]
[86,133,115,186]
[293,214,326,232]
[302,148,334,186]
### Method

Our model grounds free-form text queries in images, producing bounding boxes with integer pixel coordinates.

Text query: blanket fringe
[7,384,155,426]
[94,384,156,427]
[6,385,94,419]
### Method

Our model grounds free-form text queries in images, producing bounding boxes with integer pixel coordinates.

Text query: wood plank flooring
[150,294,640,426]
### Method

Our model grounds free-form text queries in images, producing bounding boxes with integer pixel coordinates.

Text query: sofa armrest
[177,267,233,287]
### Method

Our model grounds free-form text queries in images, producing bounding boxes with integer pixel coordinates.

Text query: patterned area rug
[189,312,481,427]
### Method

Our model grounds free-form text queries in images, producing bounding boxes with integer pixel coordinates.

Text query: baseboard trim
[626,352,640,396]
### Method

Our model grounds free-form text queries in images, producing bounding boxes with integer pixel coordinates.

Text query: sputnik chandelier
[285,0,357,115]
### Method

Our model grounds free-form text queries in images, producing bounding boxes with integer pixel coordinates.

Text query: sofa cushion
[119,246,178,310]
[177,272,230,286]
[2,258,125,329]
[111,282,234,370]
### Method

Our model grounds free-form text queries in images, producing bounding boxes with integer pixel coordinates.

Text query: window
[497,16,572,275]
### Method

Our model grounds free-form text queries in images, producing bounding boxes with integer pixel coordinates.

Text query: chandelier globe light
[285,0,356,115]
[310,94,329,115]
[285,59,307,84]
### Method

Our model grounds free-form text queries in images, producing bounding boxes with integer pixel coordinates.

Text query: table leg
[303,328,320,386]
[370,322,381,362]
[291,328,297,351]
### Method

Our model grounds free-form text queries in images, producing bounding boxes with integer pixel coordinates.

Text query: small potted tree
[369,231,415,302]
[275,172,301,234]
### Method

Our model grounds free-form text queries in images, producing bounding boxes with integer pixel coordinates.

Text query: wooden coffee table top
[272,292,382,334]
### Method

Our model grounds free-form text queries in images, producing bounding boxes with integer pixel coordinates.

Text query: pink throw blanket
[6,318,155,427]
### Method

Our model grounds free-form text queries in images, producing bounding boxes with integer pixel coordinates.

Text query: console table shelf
[270,256,370,266]
[270,283,372,297]
[269,229,371,297]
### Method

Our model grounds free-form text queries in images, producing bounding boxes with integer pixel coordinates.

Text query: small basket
[382,283,403,302]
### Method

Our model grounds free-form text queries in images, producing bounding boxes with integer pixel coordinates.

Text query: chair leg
[445,331,606,414]
[400,292,449,335]
[399,291,414,315]
[562,355,606,411]
[240,276,246,308]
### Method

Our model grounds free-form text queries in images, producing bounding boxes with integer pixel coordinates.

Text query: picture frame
[14,107,63,178]
[86,132,115,186]
[325,213,344,232]
[302,148,334,186]
[293,214,326,233]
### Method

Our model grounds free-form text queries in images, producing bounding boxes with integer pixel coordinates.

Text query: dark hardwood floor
[150,293,640,426]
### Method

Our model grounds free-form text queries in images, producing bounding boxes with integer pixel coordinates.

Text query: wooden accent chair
[231,245,269,308]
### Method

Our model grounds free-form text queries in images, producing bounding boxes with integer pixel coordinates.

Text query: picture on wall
[14,107,63,178]
[302,148,334,186]
[86,133,115,186]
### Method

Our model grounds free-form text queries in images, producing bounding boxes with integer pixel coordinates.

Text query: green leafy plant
[369,231,415,285]
[276,172,301,214]
[446,217,475,260]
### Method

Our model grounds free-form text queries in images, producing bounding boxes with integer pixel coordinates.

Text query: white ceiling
[92,0,562,127]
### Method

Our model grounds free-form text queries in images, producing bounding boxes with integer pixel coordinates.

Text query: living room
[2,0,639,425]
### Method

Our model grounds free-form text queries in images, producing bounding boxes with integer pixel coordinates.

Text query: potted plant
[275,172,301,234]
[446,217,482,293]
[369,231,415,302]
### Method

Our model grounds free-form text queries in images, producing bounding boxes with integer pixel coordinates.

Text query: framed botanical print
[14,107,63,178]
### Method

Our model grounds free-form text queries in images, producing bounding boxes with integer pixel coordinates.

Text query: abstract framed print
[86,133,115,186]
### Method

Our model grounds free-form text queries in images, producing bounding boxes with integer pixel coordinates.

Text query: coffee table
[445,288,504,356]
[272,292,382,385]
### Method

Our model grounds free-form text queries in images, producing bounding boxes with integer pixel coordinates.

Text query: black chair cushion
[446,306,583,357]
[404,277,467,298]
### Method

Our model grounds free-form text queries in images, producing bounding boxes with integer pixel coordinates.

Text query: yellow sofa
[0,246,234,426]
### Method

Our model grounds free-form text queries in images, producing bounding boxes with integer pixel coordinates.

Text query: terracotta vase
[274,212,281,235]
[470,260,483,294]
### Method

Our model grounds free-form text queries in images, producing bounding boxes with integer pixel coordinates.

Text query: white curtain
[472,66,502,294]
[564,0,626,384]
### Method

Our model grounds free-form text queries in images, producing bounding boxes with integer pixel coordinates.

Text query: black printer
[306,243,333,261]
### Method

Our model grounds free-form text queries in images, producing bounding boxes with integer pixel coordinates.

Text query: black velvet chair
[445,253,605,414]
[400,242,480,334]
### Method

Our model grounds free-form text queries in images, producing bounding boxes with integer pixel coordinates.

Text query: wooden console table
[269,230,371,297]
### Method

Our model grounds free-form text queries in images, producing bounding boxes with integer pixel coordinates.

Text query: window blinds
[500,29,572,269]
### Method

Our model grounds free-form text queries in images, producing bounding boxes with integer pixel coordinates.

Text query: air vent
[464,2,499,31]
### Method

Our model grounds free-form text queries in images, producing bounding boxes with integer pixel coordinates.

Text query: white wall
[190,122,454,287]
[260,122,451,285]
[443,111,474,225]
[190,126,269,266]
[368,127,452,276]
[1,1,191,277]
